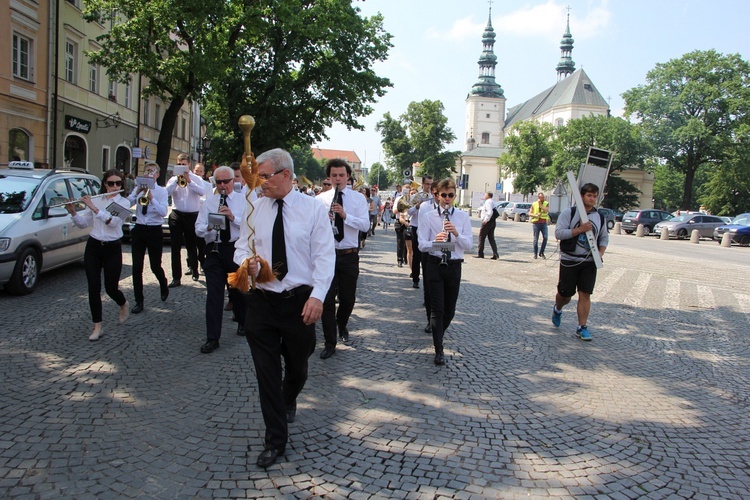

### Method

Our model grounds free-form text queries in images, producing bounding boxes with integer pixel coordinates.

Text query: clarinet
[211,194,227,253]
[440,208,450,266]
[330,185,340,236]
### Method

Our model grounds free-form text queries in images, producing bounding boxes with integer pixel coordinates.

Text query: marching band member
[65,170,130,341]
[166,153,205,286]
[418,178,473,366]
[195,166,246,353]
[127,163,170,314]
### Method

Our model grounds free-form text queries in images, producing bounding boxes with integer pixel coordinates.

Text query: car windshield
[0,177,40,213]
[624,211,638,218]
[731,215,750,226]
[671,214,690,222]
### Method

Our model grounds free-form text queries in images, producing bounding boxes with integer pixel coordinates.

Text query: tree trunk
[681,166,696,210]
[155,96,186,185]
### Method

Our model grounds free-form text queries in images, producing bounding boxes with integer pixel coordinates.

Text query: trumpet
[177,175,188,188]
[138,187,150,206]
[48,190,124,209]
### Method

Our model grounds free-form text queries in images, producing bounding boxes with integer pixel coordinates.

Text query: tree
[554,115,650,211]
[498,121,556,195]
[288,146,325,184]
[367,161,398,187]
[377,100,459,181]
[203,1,392,161]
[623,49,750,209]
[698,124,750,215]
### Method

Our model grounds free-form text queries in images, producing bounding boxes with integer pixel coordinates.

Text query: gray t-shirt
[554,206,609,263]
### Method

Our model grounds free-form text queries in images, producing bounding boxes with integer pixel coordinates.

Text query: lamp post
[196,136,211,164]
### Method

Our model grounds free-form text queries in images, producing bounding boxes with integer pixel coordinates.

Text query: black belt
[90,237,121,246]
[427,255,463,266]
[336,248,358,256]
[258,285,312,300]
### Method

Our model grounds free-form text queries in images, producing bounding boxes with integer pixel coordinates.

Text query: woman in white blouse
[66,170,131,340]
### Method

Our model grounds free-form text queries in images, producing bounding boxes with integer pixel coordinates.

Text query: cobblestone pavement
[1,216,749,499]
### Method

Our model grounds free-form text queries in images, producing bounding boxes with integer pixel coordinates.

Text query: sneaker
[551,306,562,327]
[577,325,592,341]
[540,253,546,260]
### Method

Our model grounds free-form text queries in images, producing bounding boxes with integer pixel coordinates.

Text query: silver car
[654,213,726,239]
[0,163,101,294]
[504,202,532,222]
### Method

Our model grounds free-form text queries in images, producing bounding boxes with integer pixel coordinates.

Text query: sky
[317,0,750,170]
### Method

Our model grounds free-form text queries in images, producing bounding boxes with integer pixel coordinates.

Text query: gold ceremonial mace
[238,115,255,157]
[238,115,258,289]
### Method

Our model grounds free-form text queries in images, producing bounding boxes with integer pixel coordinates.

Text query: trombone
[48,190,124,209]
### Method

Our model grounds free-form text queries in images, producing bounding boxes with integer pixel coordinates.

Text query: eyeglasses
[215,178,233,185]
[257,169,286,181]
[106,180,123,187]
[439,192,455,199]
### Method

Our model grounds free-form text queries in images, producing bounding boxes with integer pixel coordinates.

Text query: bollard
[514,213,520,222]
[636,224,644,237]
[721,232,732,247]
[690,229,700,243]
[660,226,669,240]
[613,221,621,235]
[501,211,508,221]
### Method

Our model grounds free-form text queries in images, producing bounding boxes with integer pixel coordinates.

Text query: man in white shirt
[407,175,434,288]
[418,178,473,366]
[315,158,371,359]
[476,192,499,259]
[195,166,246,353]
[193,162,213,273]
[166,153,205,286]
[234,148,334,468]
[127,163,170,314]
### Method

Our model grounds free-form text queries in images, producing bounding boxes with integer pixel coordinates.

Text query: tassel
[227,260,251,292]
[255,257,275,283]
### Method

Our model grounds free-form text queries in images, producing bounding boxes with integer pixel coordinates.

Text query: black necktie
[273,200,288,280]
[219,195,230,243]
[334,191,344,242]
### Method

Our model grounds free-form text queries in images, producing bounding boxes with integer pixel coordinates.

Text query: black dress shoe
[491,255,499,260]
[131,302,144,314]
[424,323,432,333]
[200,340,220,353]
[397,262,403,268]
[320,347,336,359]
[434,353,445,366]
[540,253,546,260]
[286,408,296,423]
[192,271,199,281]
[236,325,245,336]
[168,280,181,288]
[339,326,349,342]
[161,289,169,302]
[184,268,193,276]
[256,448,285,468]
[473,255,484,259]
[412,282,419,289]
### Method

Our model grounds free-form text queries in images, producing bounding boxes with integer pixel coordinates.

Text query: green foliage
[698,124,750,215]
[498,121,556,195]
[651,163,684,211]
[623,49,750,209]
[377,100,459,181]
[367,162,393,187]
[204,1,392,160]
[288,146,325,184]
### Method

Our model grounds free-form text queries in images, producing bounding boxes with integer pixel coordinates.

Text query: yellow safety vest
[530,200,549,223]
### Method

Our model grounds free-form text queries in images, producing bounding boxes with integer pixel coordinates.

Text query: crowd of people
[66,150,608,469]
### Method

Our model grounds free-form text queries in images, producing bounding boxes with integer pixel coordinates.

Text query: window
[65,0,82,9]
[124,78,131,108]
[142,99,150,125]
[12,33,33,81]
[108,80,117,101]
[65,40,78,84]
[9,129,31,162]
[481,132,490,144]
[154,103,161,130]
[102,146,110,171]
[89,64,99,94]
[181,116,186,139]
[556,118,564,127]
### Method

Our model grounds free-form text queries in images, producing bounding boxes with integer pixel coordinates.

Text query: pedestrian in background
[530,192,550,259]
[475,192,499,259]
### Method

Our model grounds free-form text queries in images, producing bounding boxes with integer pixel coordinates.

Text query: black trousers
[84,237,126,323]
[130,225,168,304]
[410,226,422,284]
[245,288,315,450]
[204,242,245,340]
[322,252,359,348]
[168,210,199,280]
[394,225,405,264]
[477,219,498,257]
[425,258,462,354]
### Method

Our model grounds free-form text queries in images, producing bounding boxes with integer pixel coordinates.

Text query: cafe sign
[65,115,91,134]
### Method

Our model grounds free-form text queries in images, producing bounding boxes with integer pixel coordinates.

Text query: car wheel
[678,229,688,239]
[642,226,651,235]
[520,214,528,222]
[740,235,750,246]
[6,247,40,295]
[607,220,614,230]
[624,230,633,234]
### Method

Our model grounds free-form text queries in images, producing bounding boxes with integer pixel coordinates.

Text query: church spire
[556,8,576,80]
[469,4,504,98]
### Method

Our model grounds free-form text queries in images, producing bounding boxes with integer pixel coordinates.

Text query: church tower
[556,10,576,80]
[464,6,506,151]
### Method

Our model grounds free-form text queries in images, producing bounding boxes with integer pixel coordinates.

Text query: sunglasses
[106,180,123,187]
[215,178,233,185]
[322,183,332,186]
[439,192,455,198]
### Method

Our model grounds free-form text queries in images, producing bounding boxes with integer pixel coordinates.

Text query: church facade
[458,10,653,210]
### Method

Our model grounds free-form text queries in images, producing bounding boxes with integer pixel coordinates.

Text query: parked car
[504,202,532,222]
[719,216,734,224]
[713,213,750,245]
[597,208,616,230]
[613,210,624,222]
[0,162,101,294]
[653,213,726,239]
[620,209,673,235]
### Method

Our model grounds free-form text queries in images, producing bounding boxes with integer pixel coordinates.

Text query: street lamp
[196,136,211,164]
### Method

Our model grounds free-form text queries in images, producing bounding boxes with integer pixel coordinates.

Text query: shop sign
[65,115,91,134]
